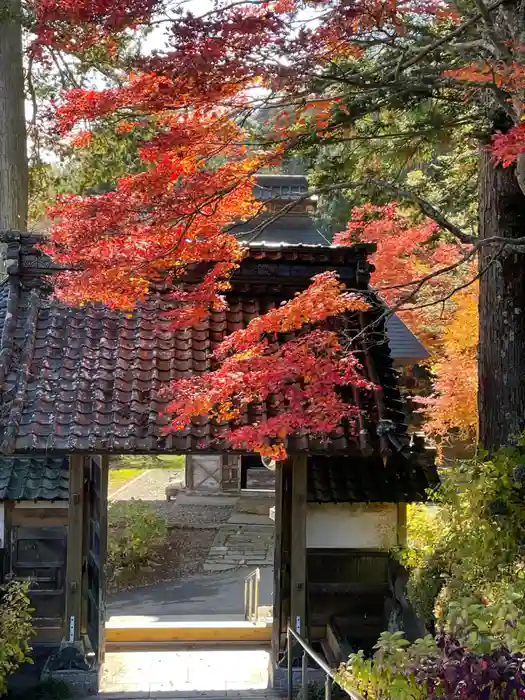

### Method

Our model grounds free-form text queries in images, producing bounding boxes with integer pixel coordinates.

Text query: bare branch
[471,0,513,60]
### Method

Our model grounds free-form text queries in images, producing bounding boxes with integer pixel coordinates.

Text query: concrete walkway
[97,649,275,696]
[107,567,273,621]
[90,691,280,699]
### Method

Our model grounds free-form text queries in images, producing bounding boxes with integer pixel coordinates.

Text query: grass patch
[108,500,169,588]
[108,467,144,493]
[108,456,185,493]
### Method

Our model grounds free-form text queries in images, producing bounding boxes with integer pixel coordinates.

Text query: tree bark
[478,145,525,451]
[0,0,28,246]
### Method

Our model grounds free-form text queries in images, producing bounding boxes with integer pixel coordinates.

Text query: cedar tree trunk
[478,145,525,451]
[0,0,28,249]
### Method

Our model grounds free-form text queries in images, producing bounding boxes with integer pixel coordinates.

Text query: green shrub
[108,499,168,580]
[337,631,436,700]
[0,581,34,695]
[399,441,525,638]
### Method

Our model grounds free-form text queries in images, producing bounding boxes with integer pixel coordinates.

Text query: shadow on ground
[107,567,273,620]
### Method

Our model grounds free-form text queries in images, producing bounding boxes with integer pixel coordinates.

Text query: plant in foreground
[337,631,525,700]
[0,581,34,695]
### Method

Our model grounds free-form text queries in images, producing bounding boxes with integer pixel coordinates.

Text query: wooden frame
[290,455,307,640]
[65,455,84,643]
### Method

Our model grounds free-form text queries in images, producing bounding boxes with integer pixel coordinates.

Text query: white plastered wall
[306,502,398,550]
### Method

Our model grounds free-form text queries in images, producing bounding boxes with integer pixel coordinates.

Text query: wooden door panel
[10,525,67,644]
[187,455,222,491]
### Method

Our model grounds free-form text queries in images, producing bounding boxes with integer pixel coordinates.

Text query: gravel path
[110,468,174,501]
[109,468,235,525]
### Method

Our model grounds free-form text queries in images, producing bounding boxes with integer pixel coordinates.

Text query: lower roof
[0,450,436,503]
[0,456,69,501]
[307,453,437,503]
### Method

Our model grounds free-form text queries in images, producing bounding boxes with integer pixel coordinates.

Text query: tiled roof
[0,234,408,456]
[0,227,437,498]
[307,448,437,503]
[0,456,69,501]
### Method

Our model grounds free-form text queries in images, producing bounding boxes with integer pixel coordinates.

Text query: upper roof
[252,174,310,201]
[235,175,428,362]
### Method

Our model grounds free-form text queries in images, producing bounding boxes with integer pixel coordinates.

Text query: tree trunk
[478,145,525,450]
[0,0,28,244]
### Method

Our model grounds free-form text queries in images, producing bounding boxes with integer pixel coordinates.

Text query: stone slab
[226,513,275,526]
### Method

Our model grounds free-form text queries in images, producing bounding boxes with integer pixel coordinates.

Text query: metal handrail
[244,568,260,623]
[287,627,365,700]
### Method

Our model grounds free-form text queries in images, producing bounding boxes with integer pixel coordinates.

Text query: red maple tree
[33,0,525,452]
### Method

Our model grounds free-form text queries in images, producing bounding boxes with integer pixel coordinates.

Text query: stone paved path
[203,524,275,571]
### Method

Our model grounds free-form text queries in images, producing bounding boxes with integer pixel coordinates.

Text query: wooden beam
[290,454,307,641]
[65,455,84,643]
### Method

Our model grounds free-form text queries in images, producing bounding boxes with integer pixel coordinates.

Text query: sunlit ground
[101,649,270,694]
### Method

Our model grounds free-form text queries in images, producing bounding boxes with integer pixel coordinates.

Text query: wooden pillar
[98,455,109,664]
[1,501,13,582]
[65,455,84,643]
[272,460,285,662]
[81,457,89,637]
[290,454,307,640]
[185,456,194,490]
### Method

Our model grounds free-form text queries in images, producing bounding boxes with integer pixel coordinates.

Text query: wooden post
[290,454,307,640]
[81,457,89,637]
[397,503,407,547]
[185,456,194,490]
[1,501,13,582]
[272,460,285,662]
[65,455,84,643]
[98,455,109,664]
